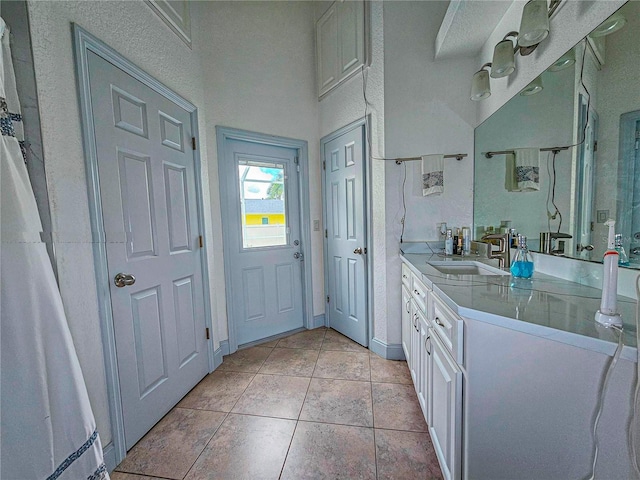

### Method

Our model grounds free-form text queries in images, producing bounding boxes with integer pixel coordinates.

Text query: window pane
[238,161,287,248]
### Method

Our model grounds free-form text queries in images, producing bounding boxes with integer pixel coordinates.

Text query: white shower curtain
[1,17,109,480]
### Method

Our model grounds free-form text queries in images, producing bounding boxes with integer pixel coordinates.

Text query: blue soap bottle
[510,235,534,278]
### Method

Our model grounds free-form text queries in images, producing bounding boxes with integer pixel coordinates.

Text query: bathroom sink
[427,261,508,276]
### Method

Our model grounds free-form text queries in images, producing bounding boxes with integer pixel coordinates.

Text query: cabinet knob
[435,317,444,327]
[425,335,431,355]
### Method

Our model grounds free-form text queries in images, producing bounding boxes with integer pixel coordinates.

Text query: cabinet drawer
[411,273,428,314]
[432,294,464,364]
[401,262,411,288]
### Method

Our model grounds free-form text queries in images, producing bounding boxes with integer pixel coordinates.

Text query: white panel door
[324,125,368,346]
[220,139,304,346]
[337,0,365,76]
[316,3,338,96]
[88,52,209,449]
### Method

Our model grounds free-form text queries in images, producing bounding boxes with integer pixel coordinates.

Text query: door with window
[219,137,304,346]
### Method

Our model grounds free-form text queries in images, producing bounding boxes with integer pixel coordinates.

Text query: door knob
[293,252,304,260]
[353,247,363,255]
[114,273,136,288]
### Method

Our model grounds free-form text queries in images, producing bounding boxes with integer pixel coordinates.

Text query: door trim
[320,117,372,347]
[216,126,313,353]
[618,109,640,249]
[73,24,215,467]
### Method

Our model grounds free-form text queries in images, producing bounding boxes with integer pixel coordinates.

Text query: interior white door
[220,139,304,346]
[324,125,368,346]
[87,51,209,449]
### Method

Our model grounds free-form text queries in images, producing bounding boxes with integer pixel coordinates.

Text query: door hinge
[199,235,203,248]
[294,156,299,164]
[192,137,197,150]
[326,295,330,303]
[325,229,328,238]
[323,160,326,170]
[364,247,367,254]
[593,141,598,152]
[206,327,210,340]
[590,221,595,232]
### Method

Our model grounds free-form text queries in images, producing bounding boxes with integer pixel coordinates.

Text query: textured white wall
[197,1,320,344]
[27,0,213,447]
[383,1,476,344]
[318,1,387,342]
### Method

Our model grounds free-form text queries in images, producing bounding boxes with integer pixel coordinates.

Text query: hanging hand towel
[422,154,444,196]
[514,148,540,191]
[505,152,518,191]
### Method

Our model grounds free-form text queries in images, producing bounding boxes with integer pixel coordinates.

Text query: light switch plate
[313,220,320,231]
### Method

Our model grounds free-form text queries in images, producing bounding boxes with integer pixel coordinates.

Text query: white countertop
[400,246,638,362]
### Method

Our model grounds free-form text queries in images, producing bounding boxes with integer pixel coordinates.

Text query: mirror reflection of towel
[422,154,444,196]
[505,149,540,192]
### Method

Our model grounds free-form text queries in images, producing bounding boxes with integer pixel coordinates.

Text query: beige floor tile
[185,414,296,480]
[216,346,272,373]
[280,421,376,480]
[321,329,368,353]
[369,354,412,384]
[178,371,254,412]
[299,378,373,427]
[111,473,172,480]
[371,383,428,432]
[258,347,319,377]
[276,328,326,349]
[313,350,370,381]
[231,373,310,419]
[375,428,443,480]
[115,408,225,479]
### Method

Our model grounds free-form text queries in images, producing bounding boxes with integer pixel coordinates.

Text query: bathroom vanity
[400,246,637,480]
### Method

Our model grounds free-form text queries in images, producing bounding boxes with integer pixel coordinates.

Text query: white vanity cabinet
[400,260,463,480]
[316,0,367,98]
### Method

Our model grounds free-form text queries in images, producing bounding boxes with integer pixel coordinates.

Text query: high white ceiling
[435,0,516,60]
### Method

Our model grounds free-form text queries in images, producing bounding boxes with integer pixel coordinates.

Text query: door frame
[320,117,372,346]
[216,126,314,353]
[618,109,640,250]
[73,25,215,468]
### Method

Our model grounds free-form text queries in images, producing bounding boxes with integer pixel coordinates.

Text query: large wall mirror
[474,1,640,269]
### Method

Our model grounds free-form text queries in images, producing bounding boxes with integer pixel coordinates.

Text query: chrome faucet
[481,233,510,269]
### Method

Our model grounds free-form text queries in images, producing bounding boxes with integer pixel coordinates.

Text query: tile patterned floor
[113,328,443,480]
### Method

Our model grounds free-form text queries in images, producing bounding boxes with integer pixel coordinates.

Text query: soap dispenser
[615,233,630,266]
[510,235,534,278]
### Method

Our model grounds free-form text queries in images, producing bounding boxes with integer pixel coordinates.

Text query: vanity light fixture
[520,75,544,96]
[548,48,575,72]
[518,0,550,48]
[491,32,518,78]
[517,0,562,55]
[470,63,492,101]
[590,11,626,37]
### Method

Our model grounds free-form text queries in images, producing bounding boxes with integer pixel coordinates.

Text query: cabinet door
[430,334,462,480]
[401,285,411,363]
[337,0,365,76]
[316,4,338,96]
[418,318,431,423]
[410,300,420,386]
